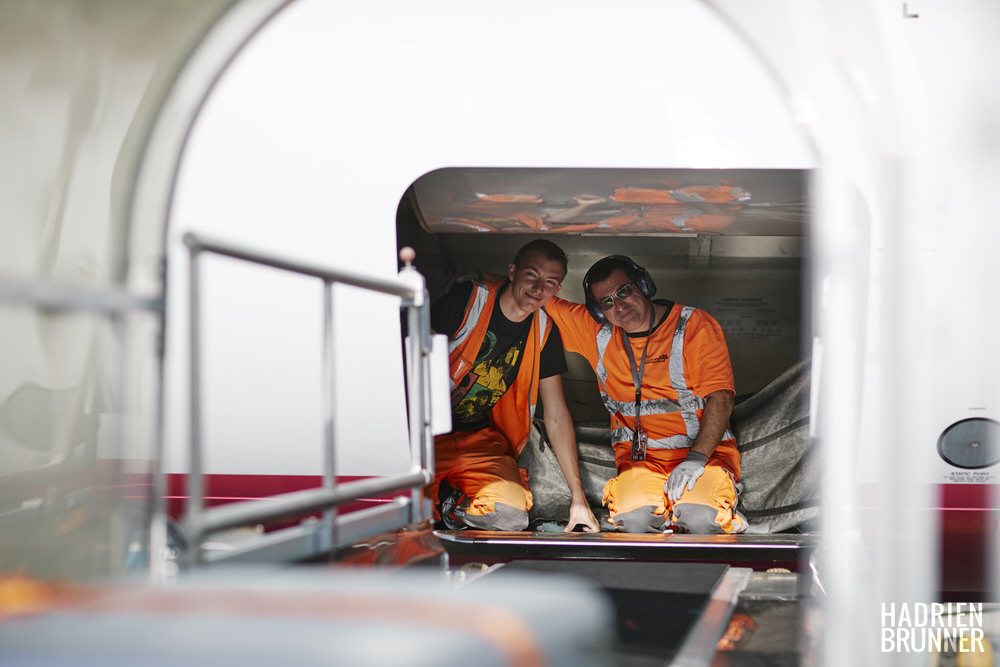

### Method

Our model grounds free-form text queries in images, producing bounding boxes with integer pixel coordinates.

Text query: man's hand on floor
[565,501,600,533]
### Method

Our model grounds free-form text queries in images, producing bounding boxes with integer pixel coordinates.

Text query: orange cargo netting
[425,183,751,233]
[474,193,544,204]
[610,184,751,204]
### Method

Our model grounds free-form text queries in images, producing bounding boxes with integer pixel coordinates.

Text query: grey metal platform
[437,530,815,571]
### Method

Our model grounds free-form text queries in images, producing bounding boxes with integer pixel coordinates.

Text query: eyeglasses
[597,283,635,311]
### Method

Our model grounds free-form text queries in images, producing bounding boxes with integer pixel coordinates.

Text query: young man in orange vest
[430,240,599,532]
[543,255,747,534]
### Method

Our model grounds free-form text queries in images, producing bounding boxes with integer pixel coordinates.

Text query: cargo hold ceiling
[409,168,808,236]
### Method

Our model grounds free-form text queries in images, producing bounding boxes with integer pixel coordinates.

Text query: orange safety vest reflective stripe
[446,281,550,457]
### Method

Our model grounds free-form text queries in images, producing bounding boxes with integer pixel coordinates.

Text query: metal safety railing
[0,272,165,579]
[177,232,436,566]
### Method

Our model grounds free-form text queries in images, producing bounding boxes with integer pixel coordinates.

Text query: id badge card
[631,427,648,461]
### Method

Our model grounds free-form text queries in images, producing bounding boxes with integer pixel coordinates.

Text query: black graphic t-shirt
[432,282,567,432]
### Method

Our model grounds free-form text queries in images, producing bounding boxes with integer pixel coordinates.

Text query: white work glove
[665,451,708,502]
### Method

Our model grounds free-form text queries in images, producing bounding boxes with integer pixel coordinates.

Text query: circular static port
[937,418,1000,469]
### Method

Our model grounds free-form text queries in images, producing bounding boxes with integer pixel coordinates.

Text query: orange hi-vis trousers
[429,428,533,531]
[602,452,746,534]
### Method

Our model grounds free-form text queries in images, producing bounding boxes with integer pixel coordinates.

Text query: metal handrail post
[398,247,432,524]
[418,297,435,521]
[184,237,205,566]
[406,302,426,524]
[110,311,131,573]
[322,280,337,552]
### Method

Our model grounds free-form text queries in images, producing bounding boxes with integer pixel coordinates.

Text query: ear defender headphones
[582,255,657,324]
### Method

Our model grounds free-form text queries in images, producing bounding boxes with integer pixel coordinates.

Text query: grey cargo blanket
[520,421,617,529]
[730,359,817,533]
[520,359,817,533]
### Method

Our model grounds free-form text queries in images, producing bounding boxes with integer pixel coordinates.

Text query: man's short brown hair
[512,239,568,280]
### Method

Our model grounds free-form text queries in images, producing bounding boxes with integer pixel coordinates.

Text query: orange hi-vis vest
[594,306,736,463]
[446,281,551,457]
[545,297,740,477]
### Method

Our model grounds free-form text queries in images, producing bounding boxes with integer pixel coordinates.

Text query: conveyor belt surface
[438,530,814,571]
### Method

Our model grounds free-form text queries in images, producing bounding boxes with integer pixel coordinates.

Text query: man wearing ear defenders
[543,255,747,534]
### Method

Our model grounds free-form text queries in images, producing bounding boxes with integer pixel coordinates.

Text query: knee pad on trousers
[612,505,667,533]
[672,503,725,534]
[459,502,529,531]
